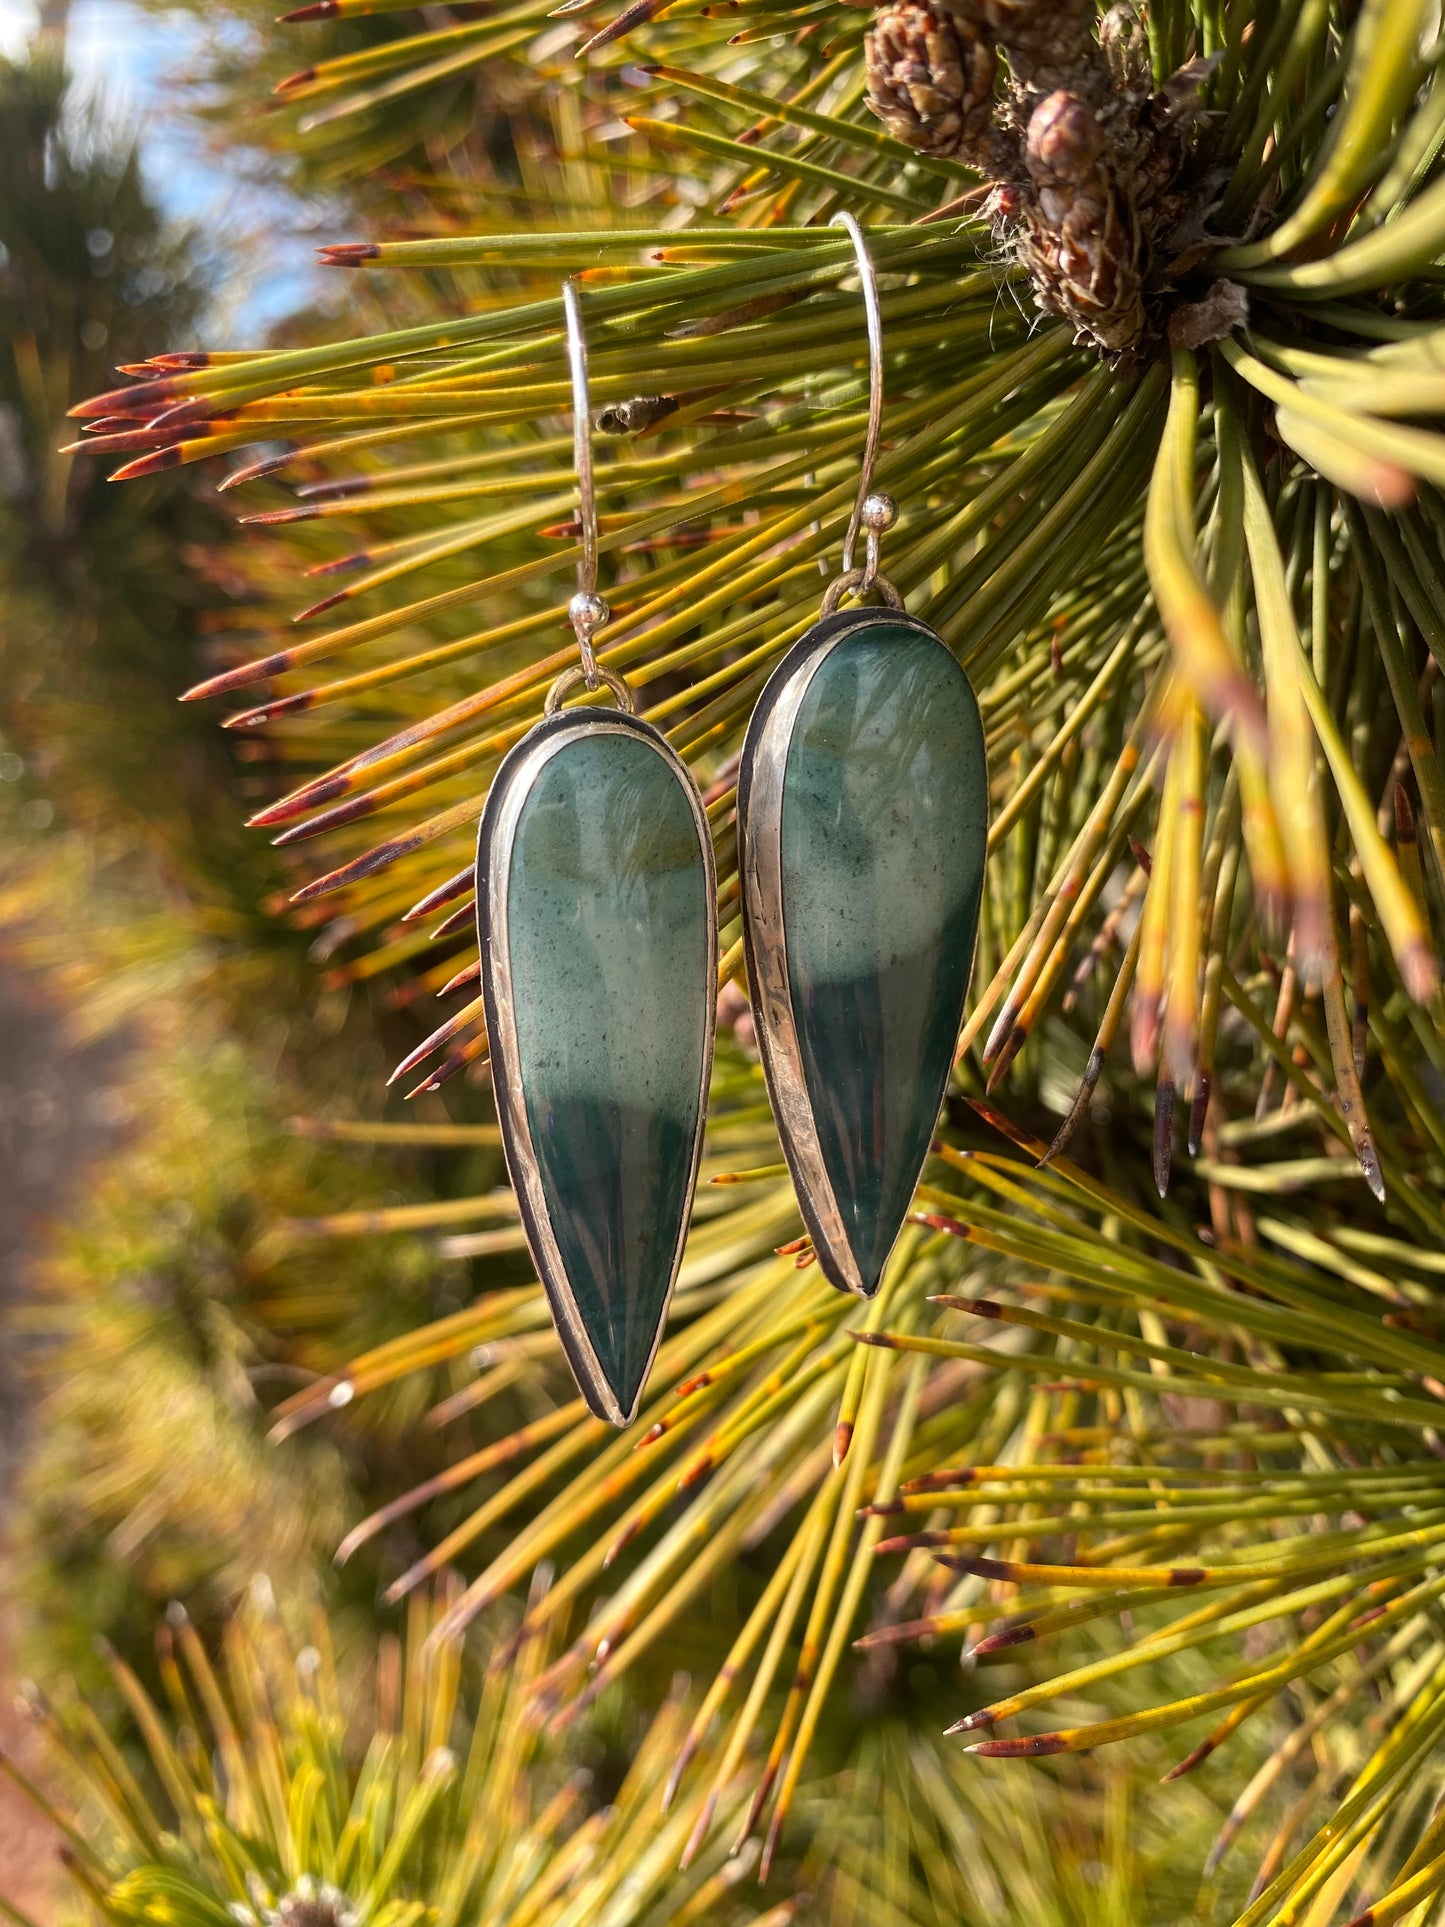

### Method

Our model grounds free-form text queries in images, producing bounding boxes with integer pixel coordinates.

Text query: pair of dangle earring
[737,213,989,1301]
[476,281,716,1428]
[480,222,987,1429]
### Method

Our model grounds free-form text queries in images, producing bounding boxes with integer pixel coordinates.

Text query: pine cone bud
[1026,87,1105,198]
[954,0,1097,92]
[865,0,998,161]
[1019,88,1144,352]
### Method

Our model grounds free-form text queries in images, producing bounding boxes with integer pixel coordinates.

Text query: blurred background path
[0,947,129,1916]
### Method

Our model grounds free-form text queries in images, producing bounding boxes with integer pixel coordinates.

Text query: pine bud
[1019,88,1145,353]
[1026,86,1106,202]
[954,0,1097,93]
[865,0,998,162]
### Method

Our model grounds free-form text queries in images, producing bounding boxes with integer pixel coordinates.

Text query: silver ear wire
[830,212,896,593]
[562,279,609,688]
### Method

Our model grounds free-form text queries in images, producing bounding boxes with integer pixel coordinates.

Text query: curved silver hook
[562,279,609,688]
[830,212,888,585]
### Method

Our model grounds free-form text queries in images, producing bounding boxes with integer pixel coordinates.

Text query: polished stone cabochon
[497,725,712,1418]
[780,619,986,1294]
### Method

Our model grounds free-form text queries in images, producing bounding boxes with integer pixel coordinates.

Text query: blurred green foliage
[0,46,476,1693]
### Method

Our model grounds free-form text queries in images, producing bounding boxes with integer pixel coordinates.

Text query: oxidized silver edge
[737,607,960,1300]
[478,708,717,1427]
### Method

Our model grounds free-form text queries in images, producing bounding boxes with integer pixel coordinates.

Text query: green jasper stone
[781,620,986,1295]
[505,729,710,1416]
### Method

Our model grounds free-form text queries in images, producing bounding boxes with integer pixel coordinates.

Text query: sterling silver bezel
[477,706,718,1426]
[736,605,977,1299]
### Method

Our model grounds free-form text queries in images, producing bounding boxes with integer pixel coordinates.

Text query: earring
[477,281,717,1426]
[737,214,988,1299]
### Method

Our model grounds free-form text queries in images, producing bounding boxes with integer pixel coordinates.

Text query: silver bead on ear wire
[568,588,610,639]
[860,491,897,588]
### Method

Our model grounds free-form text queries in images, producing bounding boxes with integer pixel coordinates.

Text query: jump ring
[544,664,637,716]
[819,568,904,616]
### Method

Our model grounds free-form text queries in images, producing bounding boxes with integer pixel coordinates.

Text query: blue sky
[0,0,327,333]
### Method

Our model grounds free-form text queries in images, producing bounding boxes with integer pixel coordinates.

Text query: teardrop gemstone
[739,611,986,1297]
[479,712,715,1424]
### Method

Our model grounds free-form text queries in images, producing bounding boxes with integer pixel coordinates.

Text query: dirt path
[0,942,130,1921]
